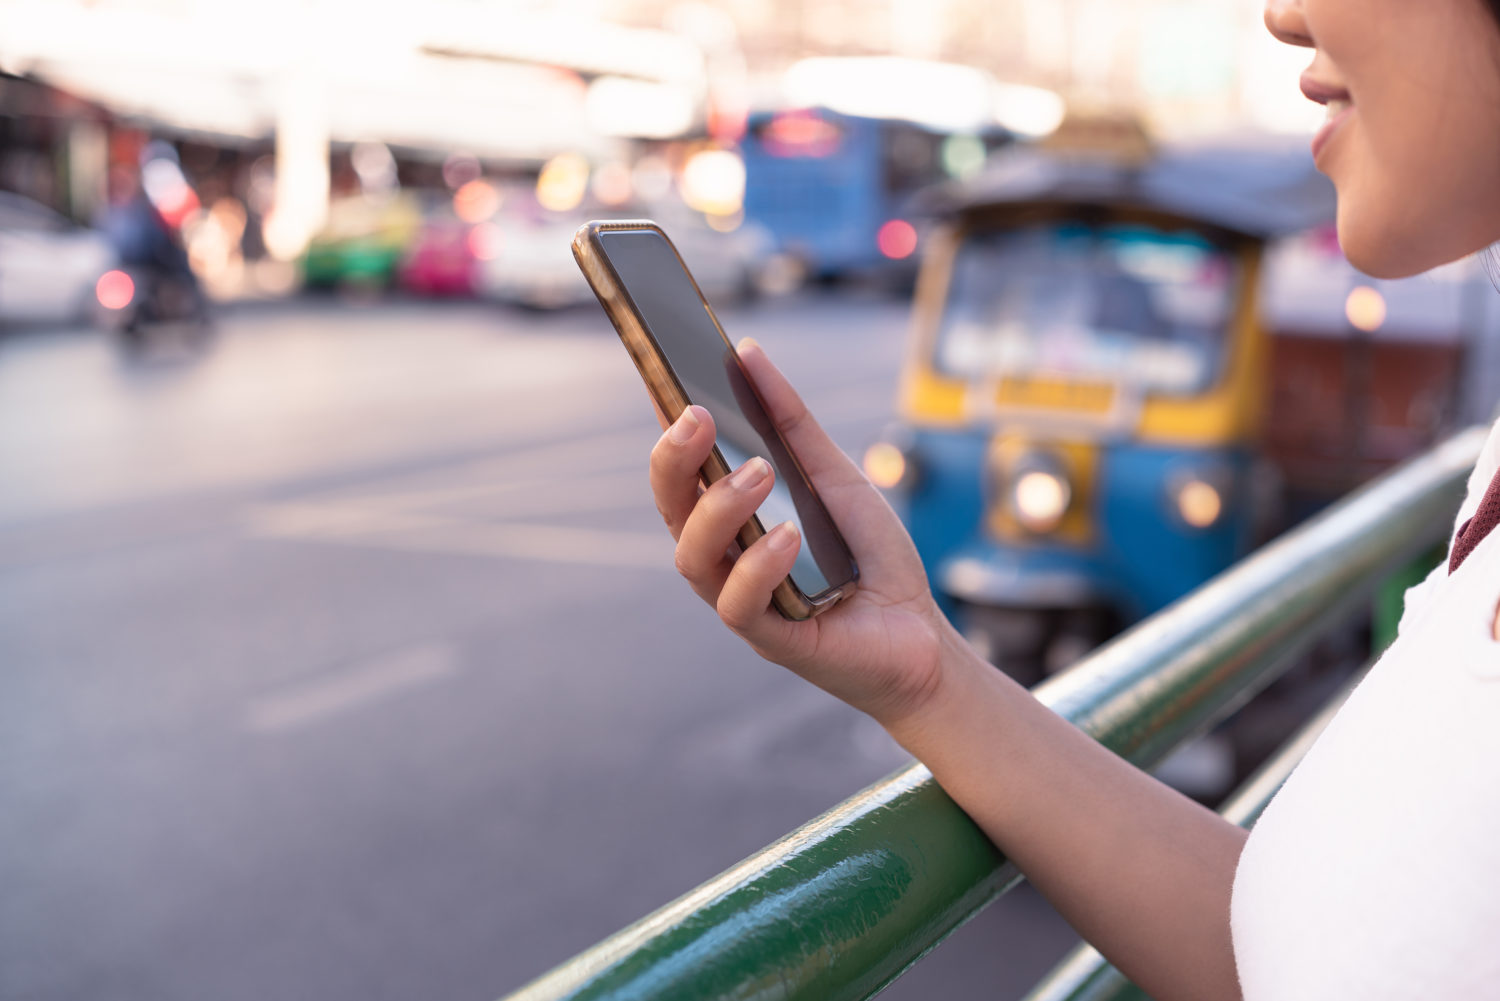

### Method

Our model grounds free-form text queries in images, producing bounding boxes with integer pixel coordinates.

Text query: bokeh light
[453,180,500,224]
[704,210,743,233]
[350,142,397,193]
[1344,285,1387,332]
[863,442,907,490]
[876,219,918,260]
[442,152,481,190]
[141,148,199,227]
[536,153,590,213]
[1014,470,1070,531]
[590,161,634,207]
[1177,481,1224,528]
[941,134,987,179]
[680,149,745,216]
[95,270,134,310]
[467,222,503,261]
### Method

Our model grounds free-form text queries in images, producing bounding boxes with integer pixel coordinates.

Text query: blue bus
[740,108,1007,280]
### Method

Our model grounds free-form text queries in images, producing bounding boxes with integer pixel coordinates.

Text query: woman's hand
[651,341,1251,1001]
[648,337,964,728]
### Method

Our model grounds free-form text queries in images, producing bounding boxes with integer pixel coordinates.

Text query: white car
[477,198,773,310]
[0,192,118,326]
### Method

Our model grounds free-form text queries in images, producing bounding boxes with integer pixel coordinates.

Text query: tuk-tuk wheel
[956,603,1049,687]
[957,604,1119,688]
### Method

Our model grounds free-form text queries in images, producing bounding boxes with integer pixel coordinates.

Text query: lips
[1299,73,1350,107]
[1300,73,1353,161]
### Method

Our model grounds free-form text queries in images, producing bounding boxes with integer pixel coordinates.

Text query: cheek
[1328,120,1433,277]
[1332,102,1500,277]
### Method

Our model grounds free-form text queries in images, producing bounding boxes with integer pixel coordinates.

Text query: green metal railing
[502,426,1484,1001]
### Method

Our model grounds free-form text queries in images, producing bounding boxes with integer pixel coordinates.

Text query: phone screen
[597,227,855,599]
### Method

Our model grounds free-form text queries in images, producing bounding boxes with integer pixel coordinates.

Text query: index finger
[649,404,714,540]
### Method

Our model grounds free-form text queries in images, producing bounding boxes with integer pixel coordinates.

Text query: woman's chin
[1340,243,1425,280]
[1336,196,1500,279]
[1336,212,1441,279]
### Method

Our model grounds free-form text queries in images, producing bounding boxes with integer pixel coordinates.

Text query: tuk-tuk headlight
[1170,477,1224,529]
[863,430,921,492]
[1008,456,1072,533]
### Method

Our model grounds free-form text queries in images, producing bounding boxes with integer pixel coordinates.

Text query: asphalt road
[0,292,1079,1001]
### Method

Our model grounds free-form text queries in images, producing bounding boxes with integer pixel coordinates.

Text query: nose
[1264,0,1313,47]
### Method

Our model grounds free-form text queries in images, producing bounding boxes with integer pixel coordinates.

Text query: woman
[647,2,1500,998]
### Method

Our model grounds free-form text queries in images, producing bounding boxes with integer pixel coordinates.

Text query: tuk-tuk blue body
[866,137,1335,671]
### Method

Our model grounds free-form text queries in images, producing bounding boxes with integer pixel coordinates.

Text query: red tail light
[96,270,135,310]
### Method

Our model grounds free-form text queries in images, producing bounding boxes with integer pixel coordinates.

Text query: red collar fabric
[1449,465,1500,574]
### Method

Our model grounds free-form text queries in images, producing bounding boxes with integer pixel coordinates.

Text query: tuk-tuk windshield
[937,222,1238,395]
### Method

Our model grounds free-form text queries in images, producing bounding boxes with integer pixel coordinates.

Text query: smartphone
[572,219,858,620]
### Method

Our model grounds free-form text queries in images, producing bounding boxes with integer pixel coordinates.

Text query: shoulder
[1232,563,1500,999]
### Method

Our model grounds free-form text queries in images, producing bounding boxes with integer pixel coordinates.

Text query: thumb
[736,337,867,490]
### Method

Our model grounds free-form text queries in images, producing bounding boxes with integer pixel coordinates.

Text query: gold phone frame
[571,219,857,620]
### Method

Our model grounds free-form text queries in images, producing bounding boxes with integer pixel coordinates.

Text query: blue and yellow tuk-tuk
[863,134,1337,676]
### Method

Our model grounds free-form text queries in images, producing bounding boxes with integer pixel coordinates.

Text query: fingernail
[737,336,761,356]
[730,457,770,489]
[767,520,798,551]
[668,407,701,444]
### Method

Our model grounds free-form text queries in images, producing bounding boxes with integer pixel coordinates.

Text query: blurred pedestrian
[643,2,1500,999]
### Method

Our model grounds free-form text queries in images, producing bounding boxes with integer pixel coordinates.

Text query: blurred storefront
[0,73,110,222]
[0,0,1411,309]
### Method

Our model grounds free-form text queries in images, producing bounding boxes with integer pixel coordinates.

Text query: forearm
[884,630,1245,1001]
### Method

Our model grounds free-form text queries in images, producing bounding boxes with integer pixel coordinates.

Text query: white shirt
[1231,416,1500,1000]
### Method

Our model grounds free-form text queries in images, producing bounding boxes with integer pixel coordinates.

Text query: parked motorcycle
[96,264,213,353]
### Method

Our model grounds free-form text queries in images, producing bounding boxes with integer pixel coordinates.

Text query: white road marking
[296,430,648,509]
[680,684,912,777]
[239,379,888,571]
[245,503,673,569]
[244,642,457,733]
[311,469,650,520]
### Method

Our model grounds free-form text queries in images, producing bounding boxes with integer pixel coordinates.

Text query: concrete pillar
[266,65,329,261]
[66,120,108,223]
